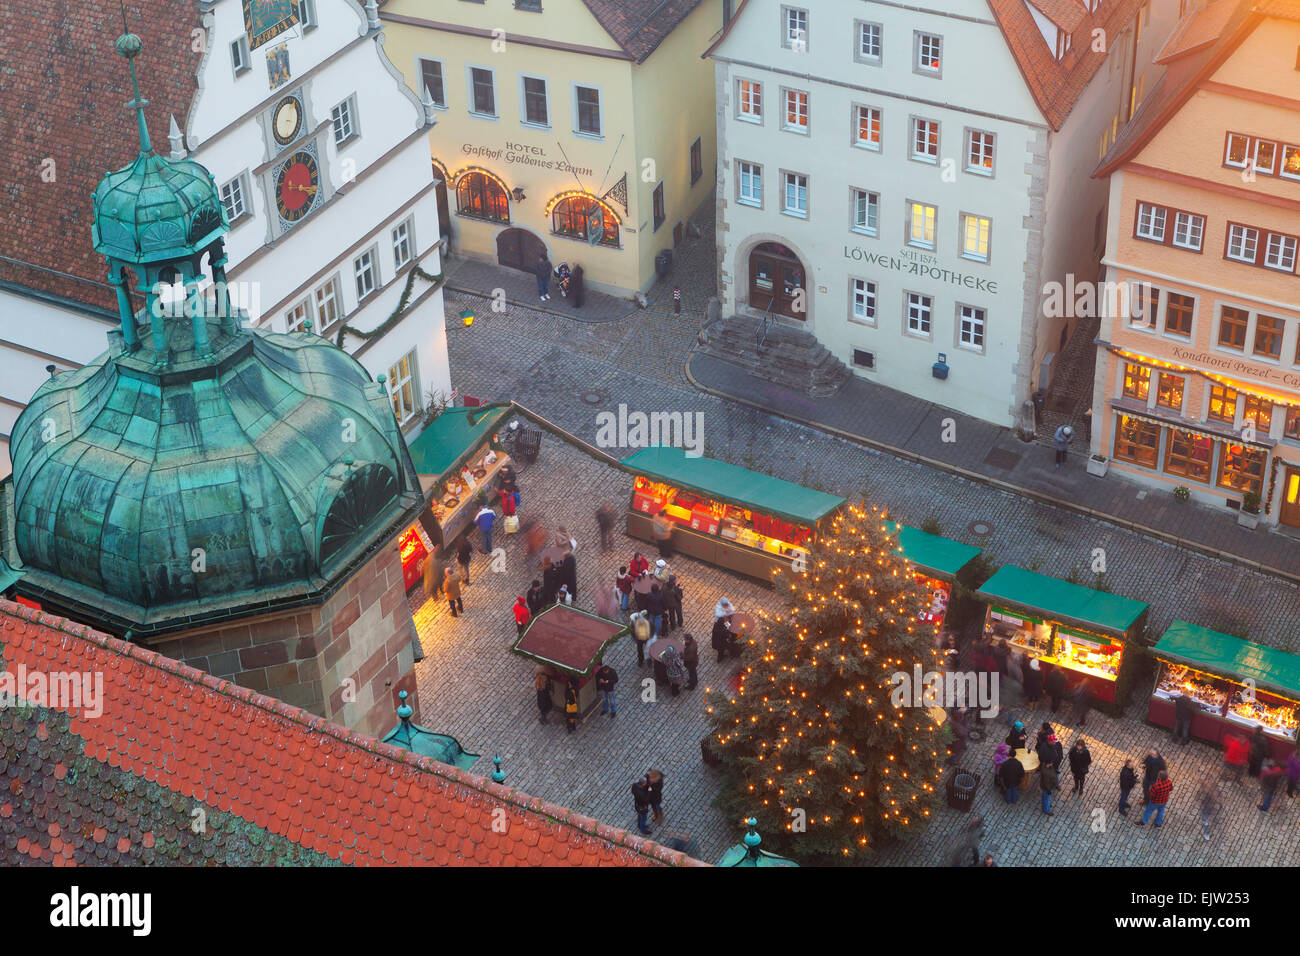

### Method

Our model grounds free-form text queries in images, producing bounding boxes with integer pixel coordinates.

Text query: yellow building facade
[380,0,721,298]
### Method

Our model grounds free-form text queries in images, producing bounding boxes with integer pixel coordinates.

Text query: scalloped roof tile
[0,600,702,866]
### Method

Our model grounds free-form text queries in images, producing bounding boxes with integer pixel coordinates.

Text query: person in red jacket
[1137,771,1173,827]
[629,552,650,578]
[1224,734,1249,784]
[499,488,519,517]
[1258,759,1285,811]
[615,566,634,615]
[513,595,531,637]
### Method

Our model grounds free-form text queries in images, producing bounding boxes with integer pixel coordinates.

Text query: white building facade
[708,0,1175,427]
[0,0,450,476]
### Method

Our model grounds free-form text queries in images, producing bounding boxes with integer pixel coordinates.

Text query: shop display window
[1155,662,1299,740]
[914,574,951,626]
[1163,429,1212,482]
[1113,415,1159,467]
[987,608,1051,657]
[1050,628,1121,681]
[632,476,814,556]
[1216,443,1264,494]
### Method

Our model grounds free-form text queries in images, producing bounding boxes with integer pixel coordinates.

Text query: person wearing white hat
[714,597,736,619]
[654,558,671,583]
[1052,424,1074,470]
[711,600,740,662]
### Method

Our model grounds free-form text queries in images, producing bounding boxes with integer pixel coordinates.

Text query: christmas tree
[707,504,947,863]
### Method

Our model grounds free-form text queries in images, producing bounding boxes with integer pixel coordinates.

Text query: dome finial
[115,2,152,155]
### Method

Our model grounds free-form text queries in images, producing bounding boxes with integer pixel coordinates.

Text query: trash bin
[655,249,673,278]
[946,769,980,811]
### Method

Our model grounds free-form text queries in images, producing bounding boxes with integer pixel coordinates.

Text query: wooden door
[1281,466,1300,528]
[496,228,545,272]
[747,246,805,319]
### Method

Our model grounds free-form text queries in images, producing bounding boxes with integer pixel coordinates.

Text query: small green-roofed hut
[975,566,1148,637]
[886,522,982,579]
[407,405,512,477]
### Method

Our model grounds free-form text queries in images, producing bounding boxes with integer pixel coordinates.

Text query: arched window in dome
[318,463,400,568]
[549,194,619,247]
[456,170,510,223]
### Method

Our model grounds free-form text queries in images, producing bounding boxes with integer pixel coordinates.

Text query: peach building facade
[1092,0,1300,531]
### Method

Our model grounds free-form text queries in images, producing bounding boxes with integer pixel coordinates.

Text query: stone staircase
[695,312,852,398]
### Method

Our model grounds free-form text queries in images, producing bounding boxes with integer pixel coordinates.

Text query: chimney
[723,0,732,28]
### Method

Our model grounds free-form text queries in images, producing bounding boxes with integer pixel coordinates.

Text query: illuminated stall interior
[887,522,982,628]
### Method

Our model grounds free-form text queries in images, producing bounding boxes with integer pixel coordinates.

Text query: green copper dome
[92,152,228,264]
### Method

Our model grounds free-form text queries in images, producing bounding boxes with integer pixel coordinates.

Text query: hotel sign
[843,245,999,294]
[461,142,594,179]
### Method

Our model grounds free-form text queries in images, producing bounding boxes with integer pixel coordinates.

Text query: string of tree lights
[705,503,947,864]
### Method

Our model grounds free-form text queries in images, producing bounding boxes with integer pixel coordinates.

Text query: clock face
[275,150,321,223]
[273,95,302,145]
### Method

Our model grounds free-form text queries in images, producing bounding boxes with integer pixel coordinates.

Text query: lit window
[783,172,808,217]
[784,89,809,132]
[960,214,990,262]
[959,305,985,349]
[737,161,762,206]
[907,201,936,249]
[1172,212,1203,251]
[392,219,413,270]
[1208,384,1237,423]
[1164,430,1211,483]
[911,118,939,162]
[1224,133,1250,168]
[1113,415,1159,468]
[852,189,879,236]
[286,301,308,333]
[1122,362,1150,401]
[551,195,619,246]
[1243,395,1273,431]
[855,106,882,150]
[738,80,762,121]
[1282,144,1300,180]
[1156,372,1184,410]
[1226,224,1258,263]
[457,172,510,223]
[1254,139,1278,174]
[314,276,340,331]
[1217,443,1264,495]
[906,292,932,335]
[916,32,941,73]
[851,279,876,323]
[388,351,419,426]
[354,248,377,300]
[966,130,995,174]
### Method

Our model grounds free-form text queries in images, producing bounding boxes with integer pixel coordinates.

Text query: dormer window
[1056,28,1072,59]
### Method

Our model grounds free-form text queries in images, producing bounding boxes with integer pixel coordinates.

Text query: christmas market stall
[622,447,846,583]
[511,605,627,723]
[887,523,982,628]
[975,566,1149,713]
[1148,621,1300,760]
[399,405,514,590]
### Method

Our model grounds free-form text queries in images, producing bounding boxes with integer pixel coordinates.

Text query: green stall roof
[1155,621,1300,699]
[975,566,1148,636]
[886,522,982,579]
[407,406,511,477]
[621,447,846,526]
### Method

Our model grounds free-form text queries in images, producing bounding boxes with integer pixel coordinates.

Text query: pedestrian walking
[1173,692,1195,745]
[563,679,579,733]
[644,770,665,825]
[1224,734,1248,783]
[663,645,687,697]
[992,744,1011,798]
[1247,726,1268,778]
[555,526,577,552]
[999,751,1025,804]
[444,567,463,617]
[652,509,674,559]
[534,667,553,725]
[1040,761,1059,815]
[991,639,1009,678]
[595,503,615,552]
[524,519,546,570]
[664,575,683,633]
[457,534,473,584]
[534,251,553,300]
[1044,664,1067,712]
[632,611,651,666]
[1258,759,1285,811]
[1022,658,1043,706]
[631,777,653,835]
[475,503,496,554]
[1068,739,1092,795]
[645,582,665,638]
[1198,781,1219,841]
[1118,758,1137,815]
[949,813,985,867]
[526,579,544,616]
[422,553,445,600]
[1286,749,1300,797]
[1052,424,1074,469]
[1142,748,1166,802]
[1005,721,1027,753]
[1070,680,1092,727]
[1137,770,1173,827]
[682,634,700,689]
[947,706,970,766]
[594,582,619,621]
[596,662,618,718]
[513,595,530,637]
[559,548,578,601]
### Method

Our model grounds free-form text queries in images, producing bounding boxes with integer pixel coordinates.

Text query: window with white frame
[297,0,318,29]
[906,292,933,336]
[354,248,378,299]
[1136,202,1166,241]
[331,96,357,145]
[907,201,937,249]
[1224,132,1250,168]
[959,305,986,350]
[286,301,308,333]
[737,161,762,206]
[1254,139,1279,174]
[219,173,248,221]
[856,21,882,63]
[966,129,995,174]
[521,75,549,126]
[960,213,991,261]
[314,276,341,331]
[911,118,939,162]
[783,172,808,217]
[783,89,809,133]
[575,85,601,135]
[1266,233,1298,272]
[419,59,446,107]
[852,189,879,236]
[470,68,497,116]
[915,32,942,74]
[851,278,877,323]
[1283,145,1300,181]
[738,79,762,121]
[230,36,250,75]
[1227,224,1259,263]
[392,218,414,270]
[388,350,419,426]
[855,105,881,150]
[1172,211,1204,251]
[782,6,808,50]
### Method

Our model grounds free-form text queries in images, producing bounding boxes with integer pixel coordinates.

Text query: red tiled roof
[581,0,704,62]
[1026,0,1087,32]
[703,0,751,58]
[0,1,203,314]
[0,600,701,866]
[1095,0,1261,177]
[986,0,1148,130]
[1155,0,1239,62]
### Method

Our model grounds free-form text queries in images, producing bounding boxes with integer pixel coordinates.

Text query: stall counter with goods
[975,566,1149,713]
[1148,621,1300,759]
[888,523,982,629]
[622,448,845,583]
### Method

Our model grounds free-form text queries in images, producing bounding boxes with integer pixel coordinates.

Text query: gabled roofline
[703,0,752,58]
